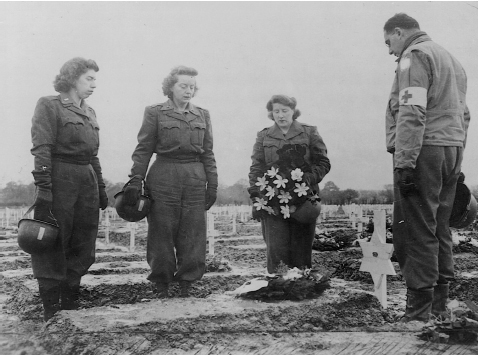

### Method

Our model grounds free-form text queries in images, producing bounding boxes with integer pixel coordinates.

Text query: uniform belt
[155,155,201,164]
[52,155,91,165]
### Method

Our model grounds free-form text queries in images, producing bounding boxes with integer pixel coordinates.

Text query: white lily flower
[255,176,268,191]
[280,205,291,219]
[265,185,276,200]
[273,175,288,189]
[294,182,310,197]
[266,166,279,178]
[278,190,292,203]
[291,168,304,182]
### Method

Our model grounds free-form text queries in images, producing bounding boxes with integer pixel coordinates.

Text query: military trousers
[393,146,462,290]
[261,214,316,273]
[145,160,207,284]
[32,161,99,284]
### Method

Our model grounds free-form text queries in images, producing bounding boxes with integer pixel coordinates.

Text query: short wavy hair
[384,13,420,34]
[53,57,99,93]
[266,95,301,121]
[162,66,199,99]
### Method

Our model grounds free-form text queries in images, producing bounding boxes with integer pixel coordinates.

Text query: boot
[432,283,449,320]
[61,281,80,310]
[401,287,433,322]
[179,281,192,298]
[39,284,61,322]
[155,283,169,298]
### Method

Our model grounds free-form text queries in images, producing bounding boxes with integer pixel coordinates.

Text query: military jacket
[130,100,218,189]
[386,32,470,169]
[31,93,104,191]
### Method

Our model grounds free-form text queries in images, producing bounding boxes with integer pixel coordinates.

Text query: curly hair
[266,95,301,121]
[53,57,99,93]
[162,66,199,99]
[384,13,420,34]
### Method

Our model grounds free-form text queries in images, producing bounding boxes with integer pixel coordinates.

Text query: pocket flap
[159,121,181,129]
[190,122,206,130]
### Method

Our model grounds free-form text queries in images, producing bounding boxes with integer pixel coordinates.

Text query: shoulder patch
[400,56,411,71]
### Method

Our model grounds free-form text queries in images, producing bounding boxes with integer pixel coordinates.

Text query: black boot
[60,281,80,310]
[401,287,433,322]
[39,284,61,322]
[432,283,449,320]
[155,283,169,298]
[179,281,192,298]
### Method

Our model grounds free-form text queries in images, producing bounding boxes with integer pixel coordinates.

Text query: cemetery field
[0,206,477,354]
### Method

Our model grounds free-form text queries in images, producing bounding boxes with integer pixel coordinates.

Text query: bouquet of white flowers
[253,144,320,220]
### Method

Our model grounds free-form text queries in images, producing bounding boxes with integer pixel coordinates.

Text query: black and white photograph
[1,1,478,354]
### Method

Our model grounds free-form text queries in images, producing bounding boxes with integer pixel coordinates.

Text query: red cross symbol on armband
[401,90,413,103]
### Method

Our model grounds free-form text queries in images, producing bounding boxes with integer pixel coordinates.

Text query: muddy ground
[0,213,478,354]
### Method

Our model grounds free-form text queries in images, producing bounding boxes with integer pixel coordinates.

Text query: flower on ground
[280,205,291,219]
[267,166,279,178]
[294,182,310,197]
[291,168,304,182]
[253,197,268,210]
[265,185,276,200]
[278,190,292,204]
[255,176,268,191]
[273,175,288,189]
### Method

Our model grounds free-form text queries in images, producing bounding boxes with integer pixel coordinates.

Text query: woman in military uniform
[248,95,330,273]
[31,57,108,321]
[124,66,218,298]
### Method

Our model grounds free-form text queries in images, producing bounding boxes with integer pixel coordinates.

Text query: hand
[123,175,143,206]
[303,172,316,186]
[458,172,465,184]
[34,189,53,210]
[99,187,109,210]
[396,168,418,196]
[205,188,217,210]
[252,206,262,221]
[33,189,54,223]
[249,189,260,200]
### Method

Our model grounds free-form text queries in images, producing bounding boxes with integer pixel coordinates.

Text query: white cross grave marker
[127,222,137,252]
[358,209,396,308]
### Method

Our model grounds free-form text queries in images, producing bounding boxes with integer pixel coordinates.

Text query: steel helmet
[291,200,322,224]
[450,182,478,229]
[114,191,151,222]
[17,206,59,254]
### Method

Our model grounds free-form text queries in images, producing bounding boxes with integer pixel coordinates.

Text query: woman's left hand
[99,187,109,210]
[205,188,217,210]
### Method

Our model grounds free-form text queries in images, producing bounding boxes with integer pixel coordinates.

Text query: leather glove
[249,189,261,200]
[33,189,54,223]
[99,187,109,210]
[205,188,217,210]
[303,172,316,186]
[123,175,143,206]
[252,206,262,221]
[396,168,418,196]
[458,172,465,184]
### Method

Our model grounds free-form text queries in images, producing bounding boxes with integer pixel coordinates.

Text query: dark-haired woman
[124,66,217,298]
[248,95,330,274]
[30,57,108,321]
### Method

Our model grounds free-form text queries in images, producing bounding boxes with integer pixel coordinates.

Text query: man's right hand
[396,168,418,196]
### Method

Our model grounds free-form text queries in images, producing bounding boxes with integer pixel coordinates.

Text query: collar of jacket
[58,92,93,118]
[159,99,200,116]
[399,31,430,59]
[266,120,305,140]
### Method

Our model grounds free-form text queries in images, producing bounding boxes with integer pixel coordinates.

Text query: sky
[1,1,478,191]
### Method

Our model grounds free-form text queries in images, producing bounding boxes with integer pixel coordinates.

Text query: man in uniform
[384,13,470,321]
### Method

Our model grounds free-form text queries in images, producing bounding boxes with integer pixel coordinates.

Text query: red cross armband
[398,87,427,108]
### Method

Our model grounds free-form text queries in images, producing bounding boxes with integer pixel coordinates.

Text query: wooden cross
[358,209,396,308]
